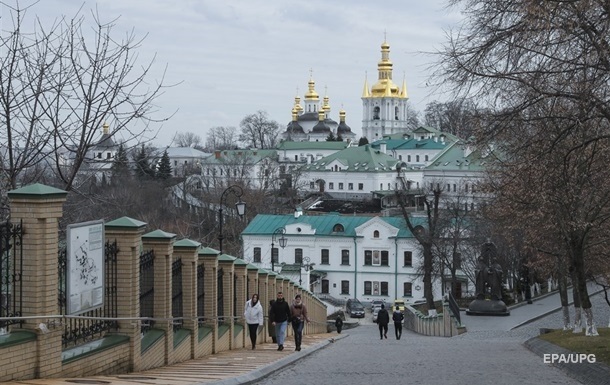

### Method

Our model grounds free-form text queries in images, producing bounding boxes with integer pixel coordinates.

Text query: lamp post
[299,256,316,287]
[218,185,246,255]
[271,227,287,271]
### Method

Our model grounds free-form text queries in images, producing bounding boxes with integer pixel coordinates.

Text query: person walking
[376,303,390,340]
[335,315,343,334]
[244,294,264,349]
[392,305,404,340]
[269,291,291,351]
[290,294,310,351]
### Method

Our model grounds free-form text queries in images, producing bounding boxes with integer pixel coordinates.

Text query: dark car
[346,298,365,318]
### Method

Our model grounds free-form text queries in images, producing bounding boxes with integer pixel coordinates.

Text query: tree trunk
[423,245,435,312]
[558,257,570,330]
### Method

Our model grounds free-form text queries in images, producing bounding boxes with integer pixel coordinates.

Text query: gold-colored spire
[318,109,325,122]
[292,107,299,121]
[400,73,408,99]
[294,94,303,113]
[339,108,346,123]
[371,39,400,97]
[304,69,319,101]
[102,122,109,134]
[322,87,331,113]
[362,72,371,98]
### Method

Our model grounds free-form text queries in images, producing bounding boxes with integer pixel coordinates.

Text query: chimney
[215,150,221,159]
[380,141,387,154]
[294,207,303,218]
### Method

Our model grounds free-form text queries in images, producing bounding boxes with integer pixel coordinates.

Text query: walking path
[3,284,609,385]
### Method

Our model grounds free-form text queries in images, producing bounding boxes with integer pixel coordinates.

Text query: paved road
[252,287,609,385]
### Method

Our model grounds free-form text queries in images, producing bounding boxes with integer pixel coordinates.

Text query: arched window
[373,106,380,120]
[333,224,344,232]
[395,106,399,120]
[373,230,380,238]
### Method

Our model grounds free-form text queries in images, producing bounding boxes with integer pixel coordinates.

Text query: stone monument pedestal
[466,299,510,316]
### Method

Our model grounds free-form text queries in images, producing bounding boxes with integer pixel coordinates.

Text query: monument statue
[467,242,510,316]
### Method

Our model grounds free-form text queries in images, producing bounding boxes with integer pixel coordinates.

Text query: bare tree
[239,111,281,149]
[436,0,610,335]
[173,132,203,148]
[205,126,238,151]
[0,2,172,199]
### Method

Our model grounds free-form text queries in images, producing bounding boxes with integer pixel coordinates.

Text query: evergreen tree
[111,143,130,181]
[134,144,155,180]
[358,137,369,146]
[336,133,343,142]
[157,149,172,180]
[326,131,336,141]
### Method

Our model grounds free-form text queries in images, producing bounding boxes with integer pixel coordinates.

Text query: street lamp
[218,185,246,255]
[271,227,287,271]
[299,256,316,286]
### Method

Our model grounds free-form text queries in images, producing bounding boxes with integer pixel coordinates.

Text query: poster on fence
[66,220,105,315]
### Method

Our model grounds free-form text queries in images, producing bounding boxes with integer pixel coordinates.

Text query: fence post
[218,255,236,351]
[198,247,219,353]
[105,217,147,372]
[173,239,201,359]
[142,229,176,365]
[256,269,270,343]
[8,183,67,379]
[233,259,247,349]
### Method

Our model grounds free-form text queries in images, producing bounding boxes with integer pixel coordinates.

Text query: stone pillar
[246,264,259,300]
[105,216,147,372]
[256,270,270,343]
[173,239,201,358]
[142,229,176,365]
[218,255,235,349]
[8,183,67,379]
[198,247,219,352]
[233,259,247,348]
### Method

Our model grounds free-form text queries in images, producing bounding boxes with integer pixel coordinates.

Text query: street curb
[510,288,606,331]
[524,337,610,385]
[207,334,350,385]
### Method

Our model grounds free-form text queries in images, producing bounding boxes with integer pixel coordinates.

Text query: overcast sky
[9,0,462,147]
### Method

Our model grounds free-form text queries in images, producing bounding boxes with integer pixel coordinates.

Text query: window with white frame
[253,247,261,263]
[404,282,413,296]
[341,280,349,294]
[321,249,329,264]
[295,248,303,264]
[404,251,413,266]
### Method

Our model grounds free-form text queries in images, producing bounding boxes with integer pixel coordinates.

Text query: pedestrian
[392,305,404,340]
[290,294,310,351]
[268,300,276,343]
[335,315,343,334]
[244,293,264,349]
[376,303,390,340]
[269,291,291,351]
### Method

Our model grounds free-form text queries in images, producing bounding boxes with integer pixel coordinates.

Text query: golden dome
[292,107,298,121]
[102,122,110,134]
[294,95,303,112]
[304,77,319,100]
[322,95,330,112]
[339,108,346,122]
[370,40,402,98]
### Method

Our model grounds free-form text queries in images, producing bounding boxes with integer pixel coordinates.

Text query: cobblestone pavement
[252,291,610,385]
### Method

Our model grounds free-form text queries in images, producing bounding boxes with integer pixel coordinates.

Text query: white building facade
[241,212,447,305]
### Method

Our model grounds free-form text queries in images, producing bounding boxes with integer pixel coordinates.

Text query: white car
[372,306,381,322]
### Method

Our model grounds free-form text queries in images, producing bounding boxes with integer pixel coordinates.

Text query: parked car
[393,299,406,312]
[346,298,365,318]
[372,306,381,322]
[370,299,385,311]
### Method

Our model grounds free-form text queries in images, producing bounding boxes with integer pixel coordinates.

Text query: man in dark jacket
[269,291,291,351]
[392,305,404,340]
[376,304,390,339]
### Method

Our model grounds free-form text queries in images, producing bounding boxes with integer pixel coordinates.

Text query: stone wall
[0,183,328,381]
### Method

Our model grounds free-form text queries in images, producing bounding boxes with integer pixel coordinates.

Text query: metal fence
[217,268,224,325]
[139,249,155,334]
[0,220,23,330]
[197,264,205,325]
[58,240,119,348]
[445,290,462,325]
[171,258,183,331]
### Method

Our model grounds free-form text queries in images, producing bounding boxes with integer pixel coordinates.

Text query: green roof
[8,183,67,199]
[425,140,491,172]
[301,144,401,173]
[276,141,349,151]
[242,213,424,238]
[203,149,277,165]
[105,216,147,229]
